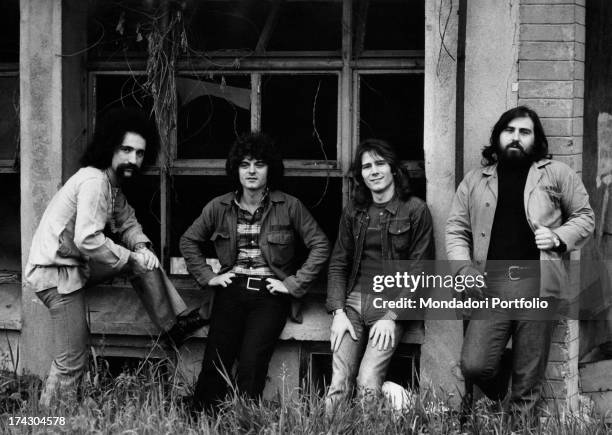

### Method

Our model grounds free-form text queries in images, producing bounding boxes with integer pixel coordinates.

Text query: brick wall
[518,0,585,413]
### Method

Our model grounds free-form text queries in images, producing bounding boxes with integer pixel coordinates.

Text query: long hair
[351,139,412,208]
[482,106,550,166]
[80,108,159,169]
[226,132,284,191]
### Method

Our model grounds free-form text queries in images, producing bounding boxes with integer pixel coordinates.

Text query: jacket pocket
[388,219,411,253]
[211,231,232,265]
[267,231,295,266]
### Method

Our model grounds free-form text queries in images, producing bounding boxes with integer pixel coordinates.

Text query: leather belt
[233,275,270,291]
[486,265,539,281]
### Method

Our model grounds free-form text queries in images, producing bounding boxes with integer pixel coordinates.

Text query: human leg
[193,284,246,411]
[36,287,89,408]
[235,291,290,399]
[356,321,404,395]
[325,307,367,415]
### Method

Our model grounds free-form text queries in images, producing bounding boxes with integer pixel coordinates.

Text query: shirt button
[481,232,486,237]
[380,212,383,216]
[251,240,255,245]
[485,202,490,207]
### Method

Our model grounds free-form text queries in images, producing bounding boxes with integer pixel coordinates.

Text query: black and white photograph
[1,0,611,433]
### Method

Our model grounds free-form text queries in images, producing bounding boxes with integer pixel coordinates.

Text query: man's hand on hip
[369,319,396,351]
[266,278,289,294]
[208,272,236,287]
[330,311,357,352]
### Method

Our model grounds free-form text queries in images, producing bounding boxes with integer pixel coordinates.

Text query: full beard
[498,142,533,168]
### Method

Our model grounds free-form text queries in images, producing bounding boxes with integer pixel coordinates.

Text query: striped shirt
[231,191,274,277]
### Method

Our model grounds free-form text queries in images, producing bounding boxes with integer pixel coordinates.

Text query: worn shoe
[166,308,208,348]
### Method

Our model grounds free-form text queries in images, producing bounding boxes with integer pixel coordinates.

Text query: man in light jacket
[446,106,594,418]
[26,108,196,407]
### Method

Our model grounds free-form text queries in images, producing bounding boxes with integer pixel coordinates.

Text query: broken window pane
[95,74,153,116]
[121,175,161,253]
[88,0,151,60]
[359,74,424,161]
[0,0,19,63]
[354,0,425,53]
[184,1,270,52]
[0,76,19,161]
[262,75,338,160]
[0,174,20,271]
[177,75,251,159]
[266,1,342,52]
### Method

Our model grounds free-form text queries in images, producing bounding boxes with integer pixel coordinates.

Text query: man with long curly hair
[180,132,330,412]
[25,108,201,407]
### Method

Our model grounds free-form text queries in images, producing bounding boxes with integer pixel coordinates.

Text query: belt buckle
[507,265,521,281]
[246,277,261,291]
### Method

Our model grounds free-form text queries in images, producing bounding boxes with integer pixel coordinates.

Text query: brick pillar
[518,0,586,413]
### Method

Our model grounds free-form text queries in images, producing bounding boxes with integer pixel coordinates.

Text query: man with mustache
[446,106,594,421]
[25,108,199,407]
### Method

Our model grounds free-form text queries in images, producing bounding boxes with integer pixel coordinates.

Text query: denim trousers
[35,268,187,408]
[193,281,290,411]
[460,275,558,415]
[325,305,404,415]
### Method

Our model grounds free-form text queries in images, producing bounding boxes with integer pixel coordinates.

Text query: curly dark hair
[226,132,284,191]
[80,108,159,169]
[482,106,550,166]
[351,139,412,208]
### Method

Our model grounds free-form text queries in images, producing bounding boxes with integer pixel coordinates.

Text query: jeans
[460,275,558,415]
[325,305,404,415]
[193,281,290,411]
[36,287,89,408]
[35,268,187,408]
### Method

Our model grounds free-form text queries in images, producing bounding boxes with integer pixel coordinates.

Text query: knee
[461,356,495,382]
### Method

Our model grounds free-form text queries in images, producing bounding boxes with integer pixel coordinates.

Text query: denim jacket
[180,190,330,322]
[326,195,435,319]
[446,159,595,299]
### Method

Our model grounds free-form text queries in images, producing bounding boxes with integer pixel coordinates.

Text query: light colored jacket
[26,167,150,293]
[446,159,595,298]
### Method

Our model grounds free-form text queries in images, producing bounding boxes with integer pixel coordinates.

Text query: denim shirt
[326,195,435,320]
[180,190,330,322]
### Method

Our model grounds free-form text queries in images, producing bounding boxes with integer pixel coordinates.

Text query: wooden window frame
[87,0,426,269]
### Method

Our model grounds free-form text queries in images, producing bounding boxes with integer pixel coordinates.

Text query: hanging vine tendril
[144,0,187,173]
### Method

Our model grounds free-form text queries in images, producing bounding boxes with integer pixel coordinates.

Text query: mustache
[506,141,526,154]
[117,163,140,175]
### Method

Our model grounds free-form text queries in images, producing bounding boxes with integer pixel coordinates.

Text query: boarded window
[0,174,20,271]
[0,76,19,161]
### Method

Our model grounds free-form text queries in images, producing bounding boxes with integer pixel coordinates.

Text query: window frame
[87,0,426,270]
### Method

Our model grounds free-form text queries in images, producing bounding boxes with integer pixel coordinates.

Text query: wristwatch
[332,308,346,316]
[551,232,561,248]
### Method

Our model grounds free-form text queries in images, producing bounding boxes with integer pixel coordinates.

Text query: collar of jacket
[354,194,401,215]
[218,190,287,207]
[480,158,552,177]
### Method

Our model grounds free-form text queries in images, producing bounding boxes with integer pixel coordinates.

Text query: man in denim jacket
[446,106,594,418]
[180,133,330,411]
[325,139,434,414]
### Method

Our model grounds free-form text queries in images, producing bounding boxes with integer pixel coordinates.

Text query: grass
[0,354,609,434]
